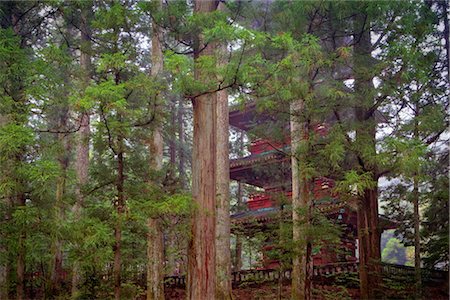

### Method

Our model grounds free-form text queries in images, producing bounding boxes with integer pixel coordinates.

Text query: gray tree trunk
[72,4,92,297]
[290,100,312,300]
[146,0,165,298]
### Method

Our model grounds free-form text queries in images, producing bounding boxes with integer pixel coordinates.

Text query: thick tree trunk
[290,100,312,300]
[146,0,165,298]
[354,9,381,298]
[215,77,231,300]
[188,2,219,299]
[147,214,164,300]
[72,3,92,297]
[356,185,380,299]
[51,119,70,296]
[146,129,164,300]
[215,5,232,297]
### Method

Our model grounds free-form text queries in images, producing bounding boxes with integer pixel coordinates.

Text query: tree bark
[50,107,70,296]
[113,149,124,300]
[290,100,312,300]
[215,3,232,297]
[215,45,231,300]
[146,128,164,300]
[413,107,422,298]
[72,3,92,297]
[177,98,185,189]
[234,181,243,272]
[146,0,165,298]
[353,8,381,299]
[188,1,219,299]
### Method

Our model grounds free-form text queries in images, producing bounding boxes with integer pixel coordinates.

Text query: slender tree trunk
[114,149,124,300]
[16,216,25,300]
[146,0,165,298]
[234,181,243,272]
[290,100,312,300]
[177,98,185,189]
[169,98,177,168]
[413,108,422,298]
[413,175,421,297]
[72,3,92,297]
[188,2,219,299]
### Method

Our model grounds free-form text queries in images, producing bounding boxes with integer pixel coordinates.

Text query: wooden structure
[229,103,394,268]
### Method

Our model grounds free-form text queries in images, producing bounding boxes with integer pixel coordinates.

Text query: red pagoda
[229,103,393,269]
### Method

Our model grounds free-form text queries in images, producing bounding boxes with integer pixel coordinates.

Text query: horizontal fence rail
[164,262,448,289]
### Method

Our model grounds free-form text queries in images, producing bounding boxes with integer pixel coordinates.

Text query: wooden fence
[164,262,448,288]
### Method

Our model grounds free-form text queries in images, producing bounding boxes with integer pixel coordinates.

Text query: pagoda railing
[164,262,448,288]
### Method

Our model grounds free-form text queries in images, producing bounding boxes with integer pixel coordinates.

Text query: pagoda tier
[228,103,395,269]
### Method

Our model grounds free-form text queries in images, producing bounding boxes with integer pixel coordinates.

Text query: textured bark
[413,110,421,298]
[147,215,164,300]
[146,0,165,298]
[234,181,243,272]
[413,175,421,298]
[51,108,70,296]
[72,3,92,296]
[290,100,312,300]
[188,2,219,299]
[169,98,177,168]
[354,9,381,298]
[215,5,232,297]
[113,149,125,300]
[146,128,164,300]
[177,98,186,189]
[16,223,25,300]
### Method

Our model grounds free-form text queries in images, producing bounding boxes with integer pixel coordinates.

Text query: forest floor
[164,283,448,300]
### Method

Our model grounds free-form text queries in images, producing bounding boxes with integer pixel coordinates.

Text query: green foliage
[335,171,376,198]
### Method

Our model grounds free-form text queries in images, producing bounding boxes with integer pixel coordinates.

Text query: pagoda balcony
[244,178,335,212]
[249,139,290,155]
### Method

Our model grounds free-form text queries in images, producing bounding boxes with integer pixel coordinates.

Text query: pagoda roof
[231,198,347,226]
[229,102,280,131]
[230,151,290,187]
[231,201,397,230]
[228,101,387,133]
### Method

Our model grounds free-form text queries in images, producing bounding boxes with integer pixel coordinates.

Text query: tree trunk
[234,181,243,272]
[290,100,312,300]
[146,128,164,300]
[16,219,25,300]
[72,3,92,297]
[51,110,70,296]
[188,2,219,299]
[147,215,164,300]
[146,0,165,298]
[177,98,185,189]
[169,98,177,168]
[354,9,381,298]
[413,107,421,298]
[114,149,125,300]
[215,3,232,297]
